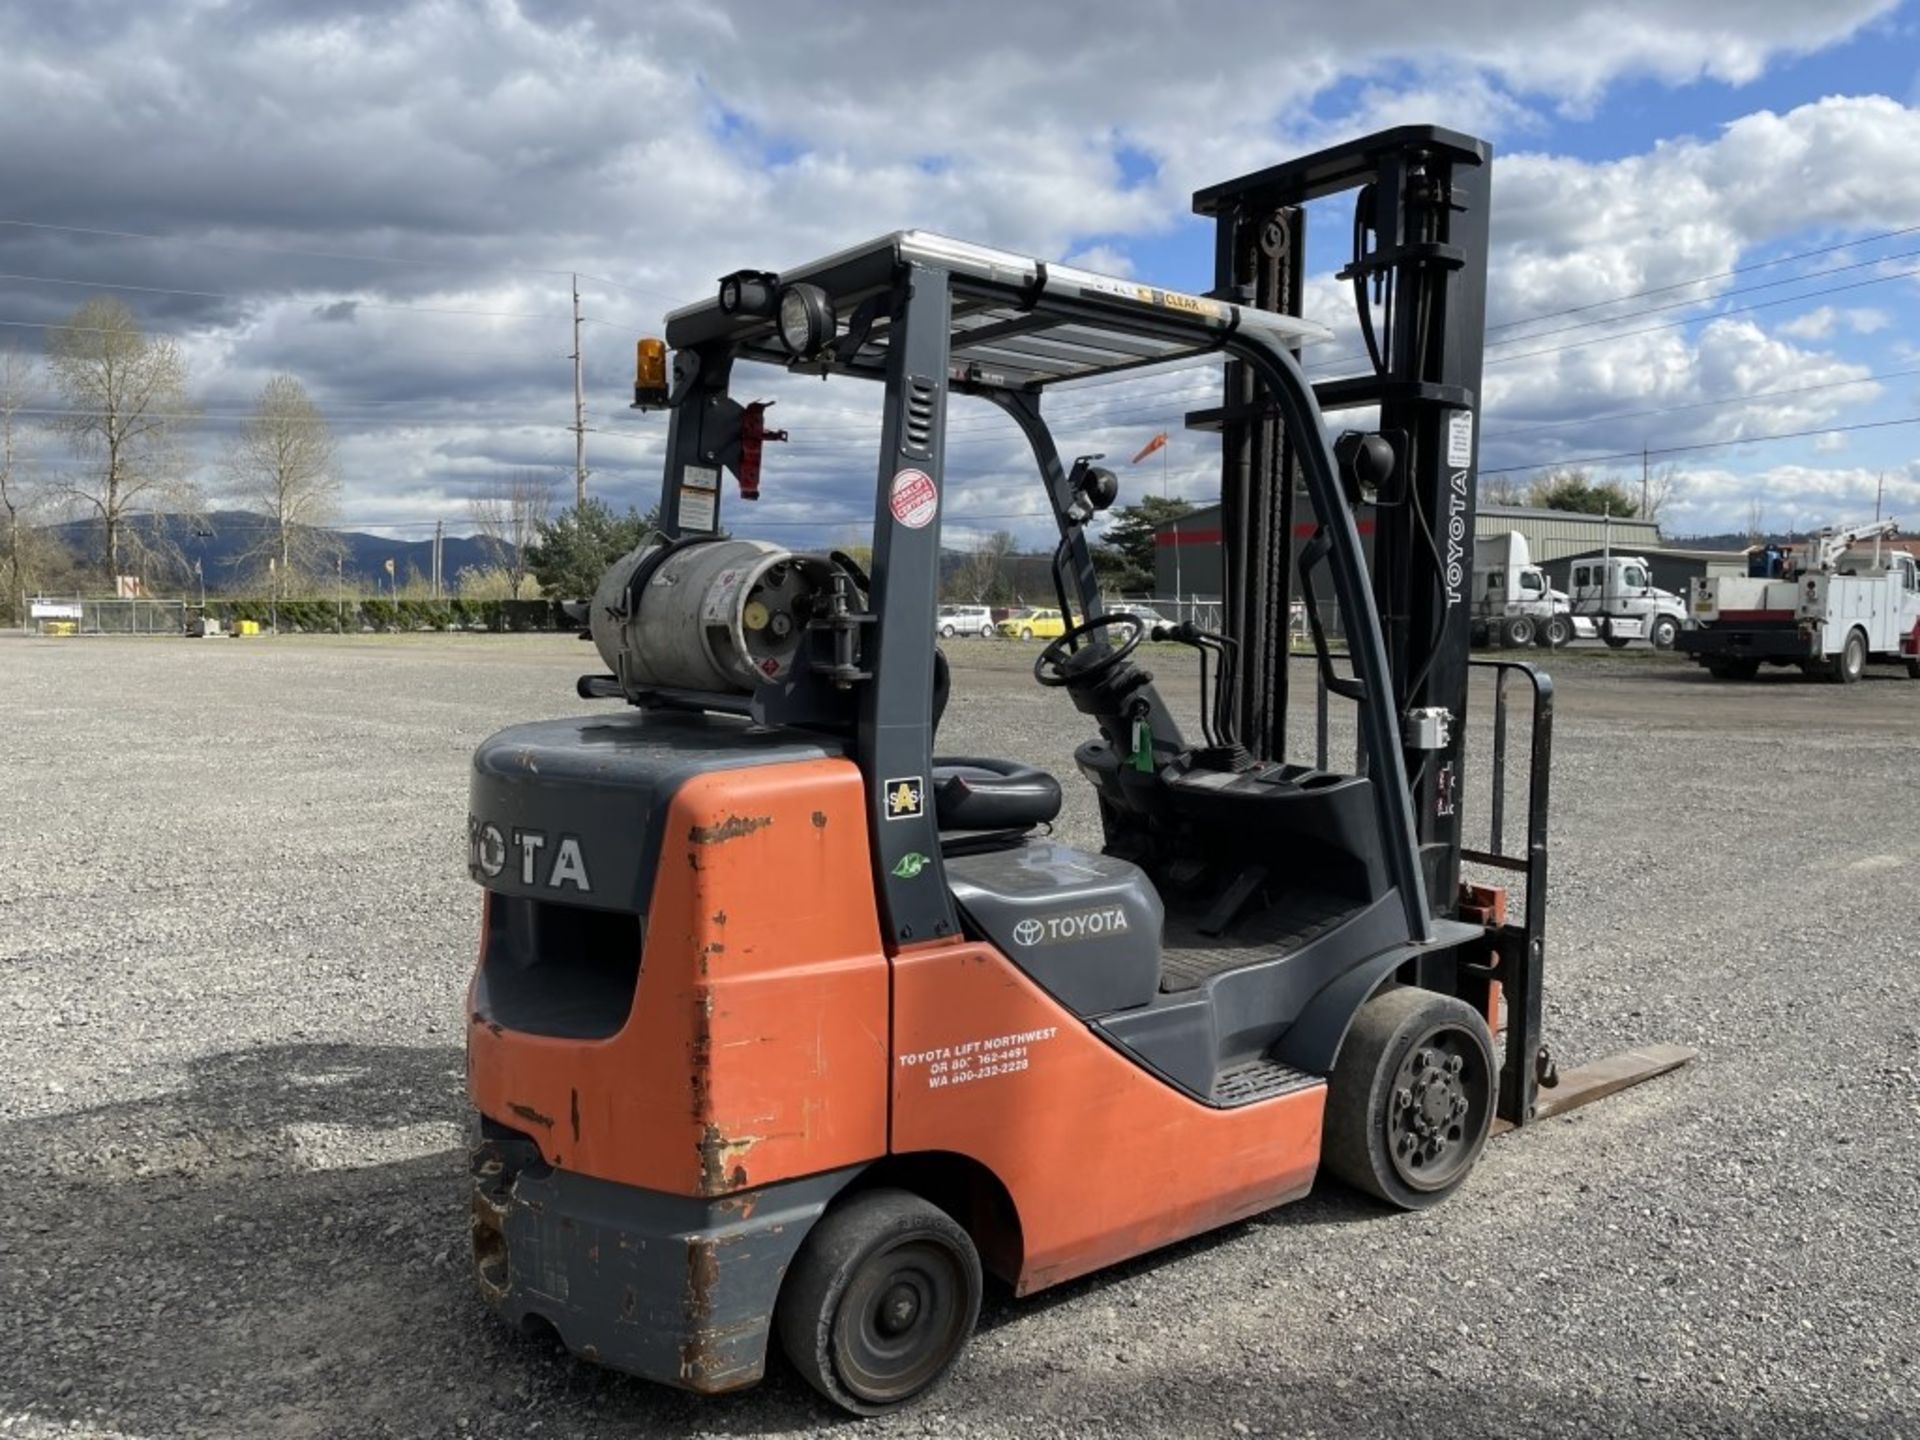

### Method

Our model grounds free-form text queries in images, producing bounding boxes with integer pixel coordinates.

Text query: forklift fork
[1458,659,1693,1130]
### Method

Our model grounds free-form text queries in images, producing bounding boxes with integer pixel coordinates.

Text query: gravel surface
[1,633,1916,1439]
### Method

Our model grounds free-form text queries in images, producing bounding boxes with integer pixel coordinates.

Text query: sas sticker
[892,852,931,879]
[884,776,925,821]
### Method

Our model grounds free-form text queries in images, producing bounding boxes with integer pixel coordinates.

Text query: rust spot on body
[689,813,772,846]
[810,810,828,829]
[508,1102,555,1130]
[696,1124,759,1194]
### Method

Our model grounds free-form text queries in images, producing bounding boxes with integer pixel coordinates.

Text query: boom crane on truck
[460,126,1693,1416]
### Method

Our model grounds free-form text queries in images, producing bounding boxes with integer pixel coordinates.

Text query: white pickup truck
[1678,520,1920,682]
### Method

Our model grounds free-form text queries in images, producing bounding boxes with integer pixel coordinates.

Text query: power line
[1482,259,1920,368]
[1482,219,1920,336]
[0,269,577,321]
[1480,365,1920,443]
[0,216,680,303]
[1477,413,1920,476]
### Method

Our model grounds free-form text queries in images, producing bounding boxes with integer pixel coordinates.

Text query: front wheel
[1019,627,1033,640]
[1649,615,1679,651]
[1323,988,1496,1210]
[776,1189,982,1416]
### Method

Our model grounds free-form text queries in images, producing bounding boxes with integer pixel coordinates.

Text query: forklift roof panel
[665,231,1333,390]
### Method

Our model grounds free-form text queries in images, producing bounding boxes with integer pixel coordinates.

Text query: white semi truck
[1471,531,1572,648]
[1561,553,1690,650]
[1679,520,1920,682]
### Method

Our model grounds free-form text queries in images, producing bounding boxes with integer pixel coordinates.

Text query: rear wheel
[1323,988,1496,1210]
[1649,615,1679,651]
[1539,615,1572,648]
[1907,658,1920,680]
[1503,615,1536,648]
[1828,628,1867,685]
[776,1189,982,1416]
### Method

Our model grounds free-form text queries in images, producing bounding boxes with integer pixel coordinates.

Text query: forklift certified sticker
[889,468,939,528]
[901,1026,1058,1090]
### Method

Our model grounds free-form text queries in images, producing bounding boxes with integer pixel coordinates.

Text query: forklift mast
[1193,127,1492,919]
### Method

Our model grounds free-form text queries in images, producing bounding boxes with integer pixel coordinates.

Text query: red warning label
[889,468,938,529]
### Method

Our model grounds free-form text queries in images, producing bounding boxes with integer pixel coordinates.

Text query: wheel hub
[877,1282,921,1336]
[1387,1034,1485,1190]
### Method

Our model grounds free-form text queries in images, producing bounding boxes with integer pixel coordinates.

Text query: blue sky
[2,0,1918,558]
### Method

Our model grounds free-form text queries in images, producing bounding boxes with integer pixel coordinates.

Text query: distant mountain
[44,511,502,590]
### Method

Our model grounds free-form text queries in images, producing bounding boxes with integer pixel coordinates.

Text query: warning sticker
[682,464,720,492]
[680,486,716,531]
[889,468,938,529]
[1447,410,1474,469]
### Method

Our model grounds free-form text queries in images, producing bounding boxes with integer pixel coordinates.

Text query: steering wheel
[1033,613,1147,688]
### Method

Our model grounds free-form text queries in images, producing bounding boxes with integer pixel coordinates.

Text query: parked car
[1113,603,1173,632]
[936,604,996,638]
[996,607,1067,640]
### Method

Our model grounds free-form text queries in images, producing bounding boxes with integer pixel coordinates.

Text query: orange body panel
[467,759,891,1196]
[890,942,1325,1294]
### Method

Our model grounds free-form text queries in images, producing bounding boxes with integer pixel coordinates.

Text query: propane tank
[590,539,830,695]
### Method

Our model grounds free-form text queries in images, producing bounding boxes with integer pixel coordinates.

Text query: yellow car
[996,607,1066,640]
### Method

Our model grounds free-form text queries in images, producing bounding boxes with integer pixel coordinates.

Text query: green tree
[1527,467,1638,518]
[1093,495,1192,593]
[525,498,658,599]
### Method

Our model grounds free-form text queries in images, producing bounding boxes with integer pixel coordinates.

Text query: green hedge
[206,598,567,633]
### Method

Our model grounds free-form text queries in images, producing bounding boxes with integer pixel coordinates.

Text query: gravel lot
[2,634,1916,1439]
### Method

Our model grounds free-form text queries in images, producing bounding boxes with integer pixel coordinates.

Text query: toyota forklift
[464,126,1690,1415]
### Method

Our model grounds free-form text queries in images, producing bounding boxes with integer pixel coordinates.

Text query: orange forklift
[464,126,1689,1414]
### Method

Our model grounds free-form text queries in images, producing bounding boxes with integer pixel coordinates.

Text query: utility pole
[1641,444,1649,517]
[571,274,588,509]
[432,519,444,599]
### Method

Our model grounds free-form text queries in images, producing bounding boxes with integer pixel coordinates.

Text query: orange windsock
[1131,431,1169,465]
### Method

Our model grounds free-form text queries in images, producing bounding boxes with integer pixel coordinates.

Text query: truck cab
[1471,530,1570,649]
[1565,555,1688,650]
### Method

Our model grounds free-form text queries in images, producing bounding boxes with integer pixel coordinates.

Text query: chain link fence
[29,597,188,636]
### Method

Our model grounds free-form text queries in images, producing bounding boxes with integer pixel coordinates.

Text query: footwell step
[1210,1058,1322,1108]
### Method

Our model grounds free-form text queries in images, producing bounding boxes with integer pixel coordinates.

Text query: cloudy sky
[5,0,1920,551]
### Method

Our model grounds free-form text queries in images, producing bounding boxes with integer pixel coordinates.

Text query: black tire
[1019,627,1033,640]
[1828,628,1867,685]
[1603,635,1632,650]
[1907,658,1920,680]
[775,1189,982,1416]
[1707,658,1760,681]
[1649,615,1679,651]
[1538,615,1572,649]
[939,624,956,638]
[1503,615,1536,648]
[1323,987,1496,1211]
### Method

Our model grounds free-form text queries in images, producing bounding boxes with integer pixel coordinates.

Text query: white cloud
[1667,460,1919,534]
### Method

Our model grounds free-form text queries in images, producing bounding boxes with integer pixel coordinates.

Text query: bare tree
[1479,473,1529,507]
[1,347,38,621]
[950,529,1018,602]
[45,296,197,585]
[1640,462,1683,525]
[225,374,341,598]
[469,470,554,600]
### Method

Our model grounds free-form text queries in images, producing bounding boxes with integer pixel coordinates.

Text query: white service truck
[1471,531,1572,649]
[1562,553,1690,650]
[1678,519,1920,683]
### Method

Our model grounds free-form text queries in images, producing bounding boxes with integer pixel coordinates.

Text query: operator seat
[927,647,1063,832]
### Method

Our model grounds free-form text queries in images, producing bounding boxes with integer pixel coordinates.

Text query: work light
[777,283,836,358]
[717,269,778,318]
